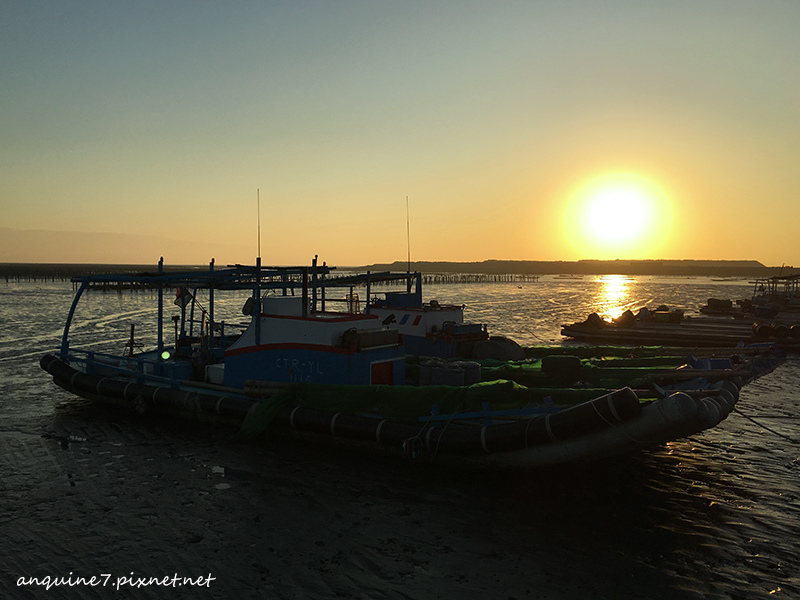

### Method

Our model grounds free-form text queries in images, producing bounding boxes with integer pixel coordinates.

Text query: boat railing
[64,348,186,387]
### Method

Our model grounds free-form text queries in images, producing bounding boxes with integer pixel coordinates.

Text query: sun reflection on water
[595,274,634,321]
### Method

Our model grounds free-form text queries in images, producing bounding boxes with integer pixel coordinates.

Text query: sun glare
[564,174,672,259]
[596,274,632,320]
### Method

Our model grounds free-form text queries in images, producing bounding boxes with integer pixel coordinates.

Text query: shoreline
[1,259,796,282]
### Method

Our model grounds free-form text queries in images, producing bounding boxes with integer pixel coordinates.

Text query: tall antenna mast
[257,188,262,259]
[406,195,411,273]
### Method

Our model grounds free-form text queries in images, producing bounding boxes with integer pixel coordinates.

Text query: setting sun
[564,174,673,259]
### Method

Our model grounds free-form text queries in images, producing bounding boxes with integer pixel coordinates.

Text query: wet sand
[2,279,798,599]
[3,364,798,600]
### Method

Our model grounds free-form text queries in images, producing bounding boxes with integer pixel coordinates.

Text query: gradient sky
[2,1,799,266]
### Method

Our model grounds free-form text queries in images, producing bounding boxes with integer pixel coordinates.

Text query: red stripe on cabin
[258,312,378,323]
[226,342,353,357]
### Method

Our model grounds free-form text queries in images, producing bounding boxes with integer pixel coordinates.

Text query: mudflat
[3,365,799,600]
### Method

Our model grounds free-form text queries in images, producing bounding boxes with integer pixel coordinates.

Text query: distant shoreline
[1,259,796,281]
[356,259,797,278]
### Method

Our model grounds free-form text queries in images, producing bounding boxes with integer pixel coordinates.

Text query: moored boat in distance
[40,257,786,468]
[562,301,800,351]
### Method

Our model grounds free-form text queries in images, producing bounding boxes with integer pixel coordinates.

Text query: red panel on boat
[371,361,394,385]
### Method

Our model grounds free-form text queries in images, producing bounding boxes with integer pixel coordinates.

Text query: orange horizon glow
[2,4,799,267]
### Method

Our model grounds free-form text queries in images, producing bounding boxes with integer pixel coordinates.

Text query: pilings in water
[0,264,202,289]
[0,263,149,284]
[2,263,542,291]
[387,273,540,285]
[2,264,542,286]
[2,265,75,284]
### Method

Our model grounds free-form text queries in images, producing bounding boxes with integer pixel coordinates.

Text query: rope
[404,400,442,459]
[524,415,537,450]
[523,326,548,343]
[588,396,650,445]
[431,387,471,459]
[432,409,459,459]
[732,407,799,444]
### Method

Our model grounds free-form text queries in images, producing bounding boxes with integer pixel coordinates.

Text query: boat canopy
[60,256,424,360]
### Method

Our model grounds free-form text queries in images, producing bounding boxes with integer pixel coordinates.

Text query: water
[1,275,798,599]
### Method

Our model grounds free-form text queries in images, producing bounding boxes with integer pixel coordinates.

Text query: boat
[562,305,800,351]
[699,273,800,317]
[40,258,786,468]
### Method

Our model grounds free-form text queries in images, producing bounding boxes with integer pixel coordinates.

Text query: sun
[563,173,672,259]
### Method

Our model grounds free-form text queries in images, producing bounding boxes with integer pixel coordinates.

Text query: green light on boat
[161,351,171,360]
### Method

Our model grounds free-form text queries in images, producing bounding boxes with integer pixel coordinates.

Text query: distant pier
[0,263,145,283]
[1,264,541,287]
[0,263,202,285]
[416,273,540,285]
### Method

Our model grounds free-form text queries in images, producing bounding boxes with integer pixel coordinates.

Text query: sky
[2,1,799,267]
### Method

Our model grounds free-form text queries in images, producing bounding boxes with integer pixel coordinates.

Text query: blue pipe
[59,280,87,360]
[157,257,164,354]
[255,256,262,345]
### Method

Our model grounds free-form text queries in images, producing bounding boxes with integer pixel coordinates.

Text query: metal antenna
[406,195,411,273]
[257,188,262,259]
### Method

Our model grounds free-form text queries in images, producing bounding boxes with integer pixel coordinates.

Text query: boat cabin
[221,295,404,387]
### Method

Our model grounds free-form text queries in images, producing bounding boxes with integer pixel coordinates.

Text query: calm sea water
[1,275,798,599]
